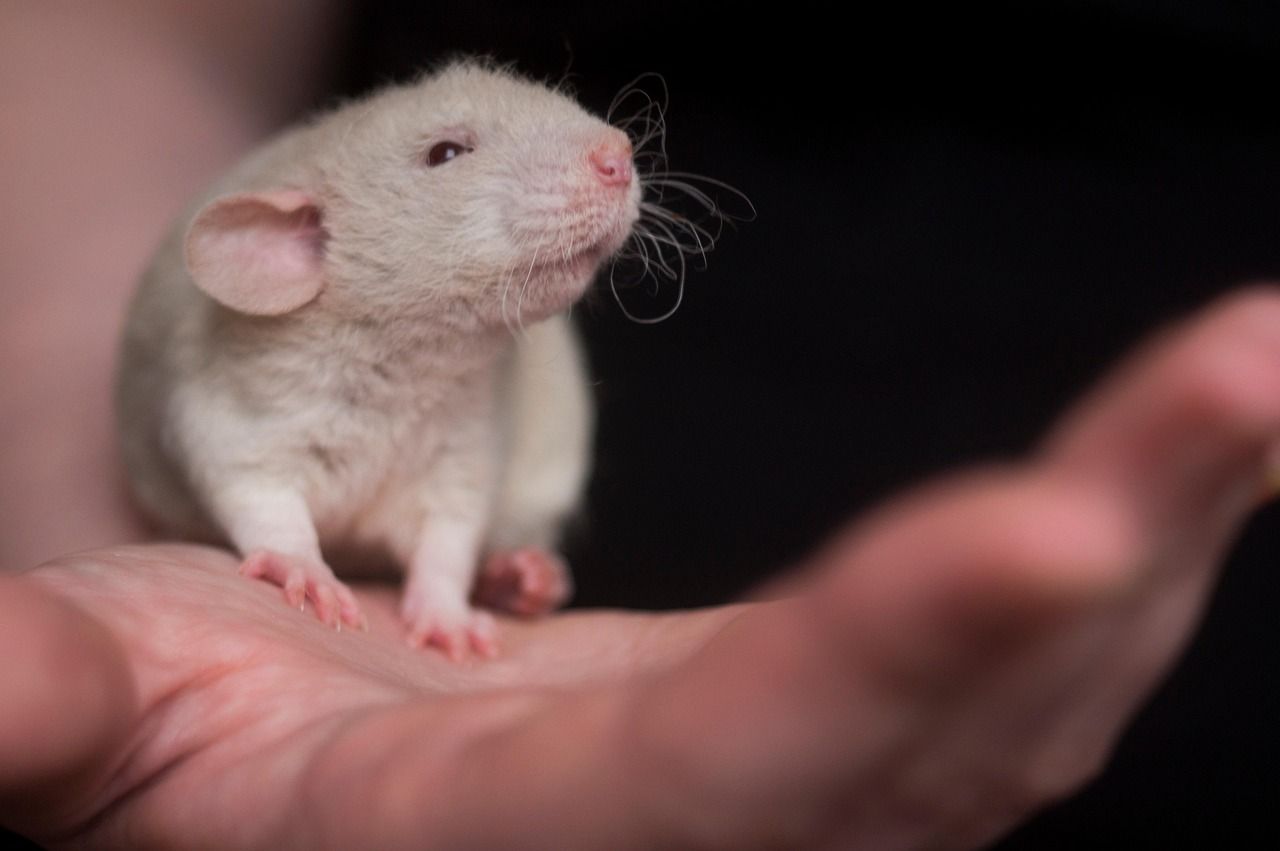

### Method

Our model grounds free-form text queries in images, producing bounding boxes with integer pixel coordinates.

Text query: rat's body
[116,62,640,656]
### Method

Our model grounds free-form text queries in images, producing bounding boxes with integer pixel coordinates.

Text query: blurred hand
[0,1,344,568]
[3,289,1277,850]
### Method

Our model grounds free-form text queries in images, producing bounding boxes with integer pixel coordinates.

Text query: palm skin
[4,289,1280,850]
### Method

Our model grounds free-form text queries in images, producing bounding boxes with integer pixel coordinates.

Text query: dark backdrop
[341,1,1280,847]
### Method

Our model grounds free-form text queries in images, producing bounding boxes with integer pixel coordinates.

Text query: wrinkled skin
[4,288,1280,850]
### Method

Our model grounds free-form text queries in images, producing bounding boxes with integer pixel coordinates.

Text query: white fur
[115,61,637,622]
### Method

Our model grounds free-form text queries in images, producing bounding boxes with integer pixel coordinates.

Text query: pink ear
[184,190,327,316]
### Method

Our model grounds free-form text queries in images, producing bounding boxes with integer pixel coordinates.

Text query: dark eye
[425,140,473,167]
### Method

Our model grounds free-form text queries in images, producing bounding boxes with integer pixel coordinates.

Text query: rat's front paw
[400,589,498,661]
[239,549,365,631]
[474,547,573,616]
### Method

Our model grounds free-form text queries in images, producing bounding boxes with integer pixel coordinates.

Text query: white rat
[115,60,641,659]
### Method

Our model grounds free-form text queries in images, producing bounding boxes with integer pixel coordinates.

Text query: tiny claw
[238,550,364,630]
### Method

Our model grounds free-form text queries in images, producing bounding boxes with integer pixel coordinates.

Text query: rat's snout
[588,132,633,188]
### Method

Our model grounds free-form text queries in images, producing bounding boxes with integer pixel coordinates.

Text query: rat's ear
[184,189,327,316]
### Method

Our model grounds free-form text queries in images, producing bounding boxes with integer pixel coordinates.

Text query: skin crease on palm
[5,288,1280,850]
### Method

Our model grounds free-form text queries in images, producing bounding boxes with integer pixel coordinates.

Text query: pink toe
[310,582,339,628]
[283,575,307,610]
[427,629,464,662]
[475,547,572,616]
[334,588,364,629]
[468,628,499,659]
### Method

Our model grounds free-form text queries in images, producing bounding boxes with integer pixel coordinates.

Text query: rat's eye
[424,140,474,167]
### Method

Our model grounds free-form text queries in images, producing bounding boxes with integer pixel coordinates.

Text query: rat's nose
[589,135,633,188]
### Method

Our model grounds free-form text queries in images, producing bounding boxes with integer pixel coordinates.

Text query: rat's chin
[486,217,634,327]
[533,245,607,285]
[484,244,613,328]
[532,236,623,296]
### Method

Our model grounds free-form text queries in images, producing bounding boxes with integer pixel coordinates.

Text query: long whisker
[642,172,758,221]
[514,246,539,339]
[630,225,677,282]
[640,202,717,258]
[607,71,669,126]
[631,227,660,281]
[499,256,517,337]
[499,233,533,338]
[602,73,749,325]
[609,241,685,324]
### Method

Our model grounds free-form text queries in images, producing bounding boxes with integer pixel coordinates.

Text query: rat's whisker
[499,258,517,337]
[629,109,668,156]
[609,236,685,324]
[631,228,659,281]
[640,219,692,280]
[642,178,719,217]
[612,231,659,289]
[614,98,659,136]
[640,202,717,259]
[636,225,681,281]
[608,75,671,181]
[499,233,536,338]
[607,71,669,126]
[641,172,757,222]
[603,73,742,326]
[514,246,539,338]
[624,223,677,284]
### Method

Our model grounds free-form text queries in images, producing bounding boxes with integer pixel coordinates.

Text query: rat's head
[184,61,641,330]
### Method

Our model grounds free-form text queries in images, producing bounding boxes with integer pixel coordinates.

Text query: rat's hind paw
[401,594,499,662]
[473,548,573,617]
[239,549,365,631]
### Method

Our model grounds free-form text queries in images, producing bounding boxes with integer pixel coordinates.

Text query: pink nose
[589,136,633,187]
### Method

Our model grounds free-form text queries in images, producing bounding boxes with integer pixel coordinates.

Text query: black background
[333,1,1280,847]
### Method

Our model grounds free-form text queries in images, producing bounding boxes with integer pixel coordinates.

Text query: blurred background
[4,0,1279,847]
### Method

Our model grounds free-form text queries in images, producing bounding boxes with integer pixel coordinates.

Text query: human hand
[0,1,343,569]
[5,288,1280,850]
